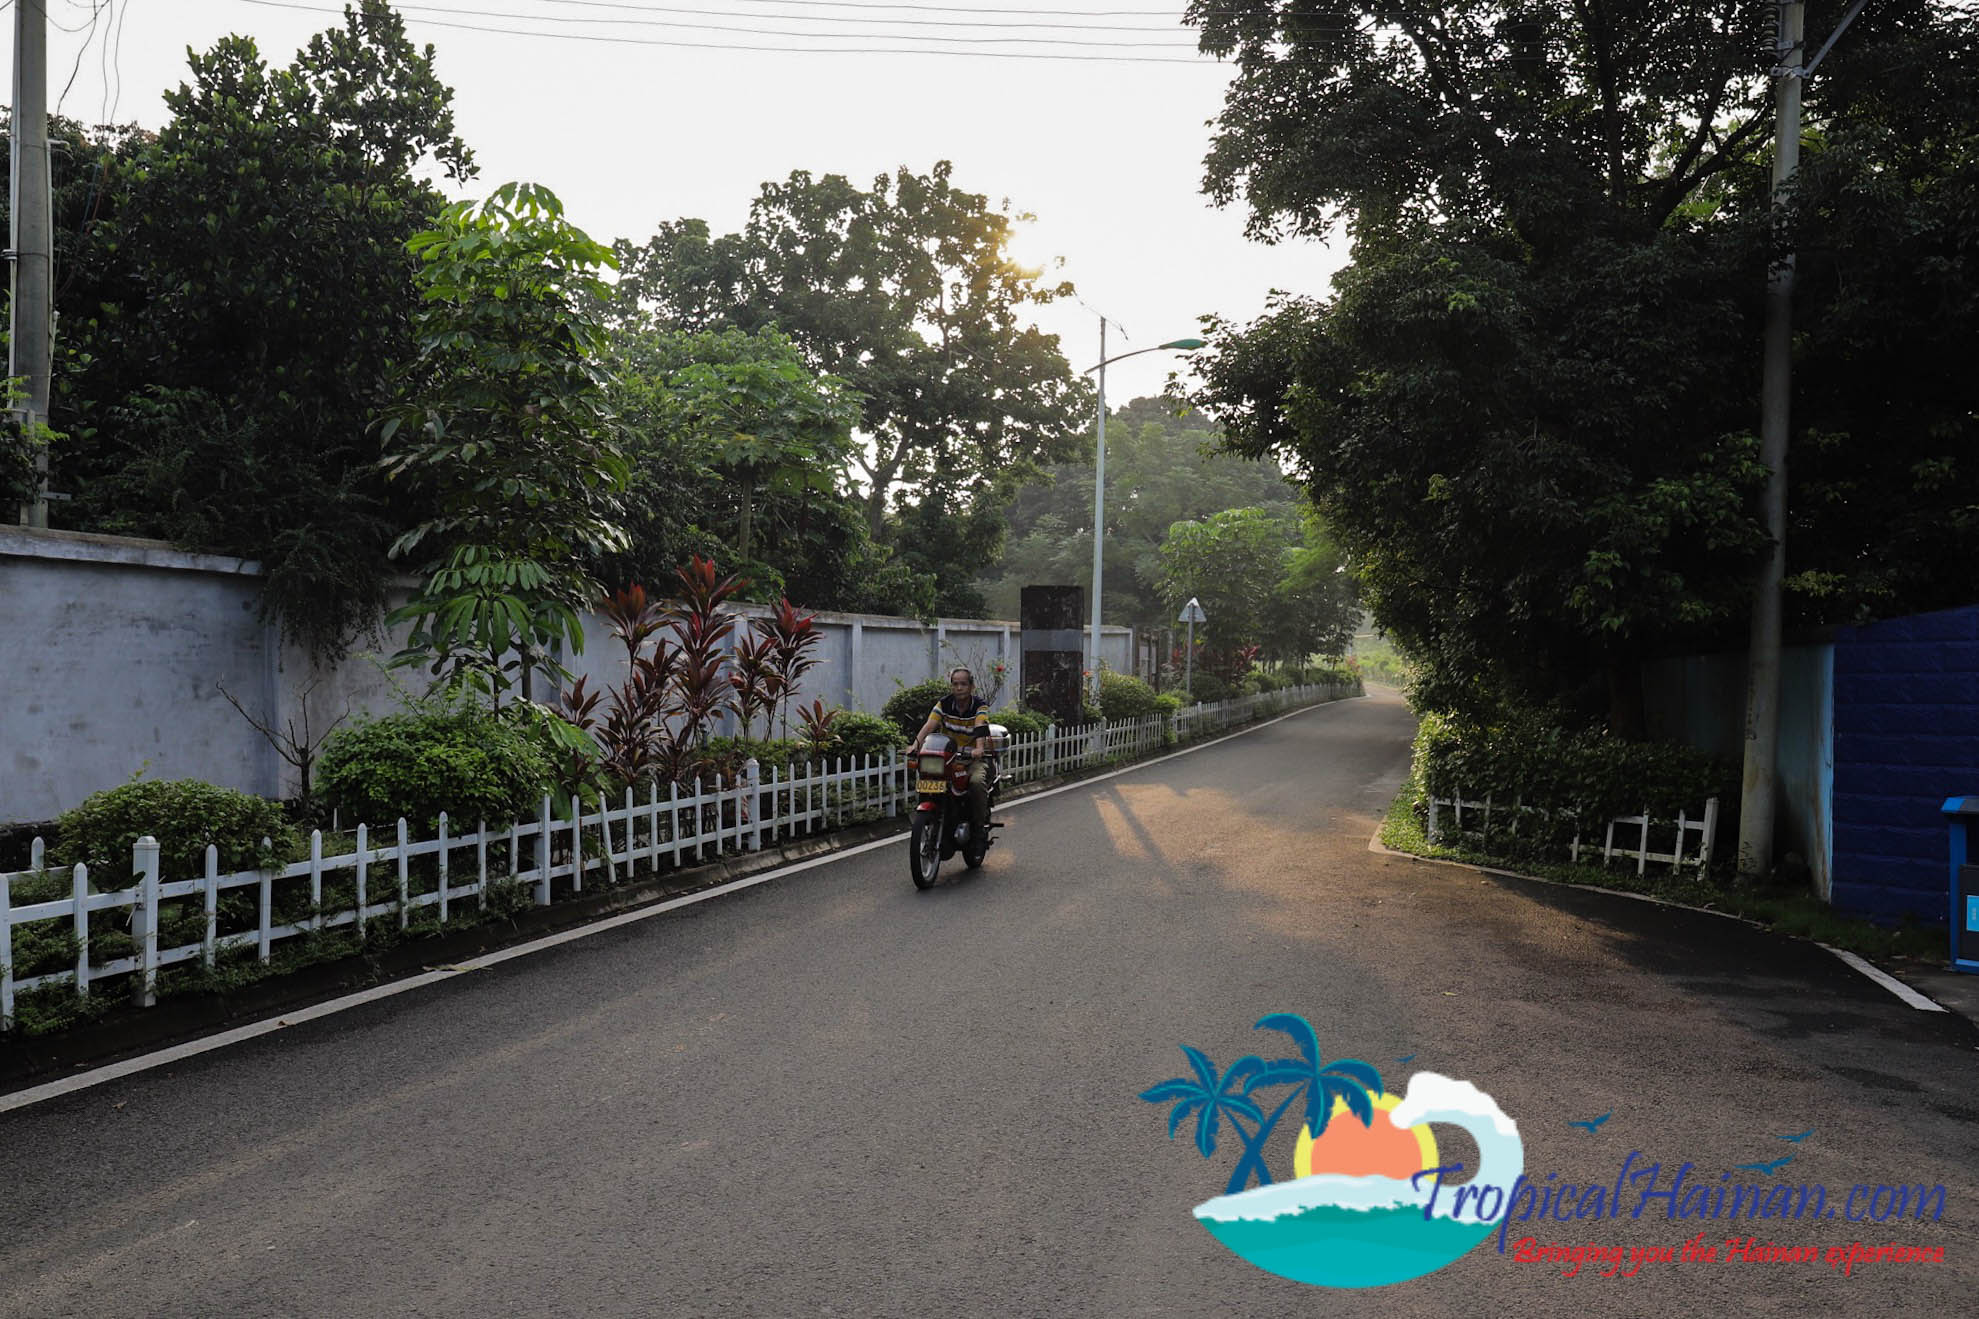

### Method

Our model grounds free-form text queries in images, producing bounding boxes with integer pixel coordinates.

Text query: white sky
[11,0,1348,404]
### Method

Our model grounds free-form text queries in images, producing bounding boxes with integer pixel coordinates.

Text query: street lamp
[1084,323,1204,699]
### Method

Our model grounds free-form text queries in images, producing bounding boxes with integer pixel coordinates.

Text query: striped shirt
[929,695,992,748]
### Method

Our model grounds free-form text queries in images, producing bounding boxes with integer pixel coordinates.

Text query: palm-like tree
[1227,1012,1384,1191]
[1140,1047,1268,1195]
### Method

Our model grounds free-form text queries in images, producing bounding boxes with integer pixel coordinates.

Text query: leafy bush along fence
[1412,710,1736,877]
[0,682,1355,1028]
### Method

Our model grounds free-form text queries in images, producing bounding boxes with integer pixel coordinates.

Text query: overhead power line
[449,0,1198,32]
[309,0,1201,45]
[506,0,1203,16]
[233,0,1228,61]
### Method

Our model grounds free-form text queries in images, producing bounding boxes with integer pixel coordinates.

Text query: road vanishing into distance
[3,690,1976,1317]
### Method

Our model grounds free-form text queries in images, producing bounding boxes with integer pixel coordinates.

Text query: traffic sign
[1177,597,1207,624]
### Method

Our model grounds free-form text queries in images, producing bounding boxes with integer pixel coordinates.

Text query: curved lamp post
[1084,325,1204,698]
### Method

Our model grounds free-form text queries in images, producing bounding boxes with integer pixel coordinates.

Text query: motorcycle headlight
[917,752,947,777]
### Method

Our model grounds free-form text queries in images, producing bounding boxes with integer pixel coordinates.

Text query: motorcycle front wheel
[910,810,942,889]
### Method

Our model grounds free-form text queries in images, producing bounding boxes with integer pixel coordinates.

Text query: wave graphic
[1190,1072,1522,1287]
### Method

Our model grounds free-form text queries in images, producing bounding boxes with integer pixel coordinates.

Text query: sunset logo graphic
[1140,1013,1522,1288]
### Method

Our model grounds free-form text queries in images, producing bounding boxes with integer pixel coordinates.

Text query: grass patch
[1379,775,1945,965]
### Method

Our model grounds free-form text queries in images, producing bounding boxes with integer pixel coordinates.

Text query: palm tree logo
[1139,1012,1384,1196]
[1137,1011,1523,1290]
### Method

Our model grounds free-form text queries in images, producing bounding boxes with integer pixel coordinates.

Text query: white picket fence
[1426,790,1720,876]
[0,681,1356,1027]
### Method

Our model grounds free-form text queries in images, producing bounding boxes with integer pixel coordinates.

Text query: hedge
[1411,710,1737,862]
[55,778,305,884]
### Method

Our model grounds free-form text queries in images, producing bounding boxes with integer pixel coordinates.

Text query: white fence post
[0,868,12,1029]
[72,862,90,995]
[203,844,219,969]
[536,795,553,905]
[355,823,370,941]
[397,818,411,930]
[437,812,451,922]
[746,759,763,852]
[308,829,325,931]
[133,835,160,1008]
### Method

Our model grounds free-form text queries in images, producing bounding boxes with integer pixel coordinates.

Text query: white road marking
[0,697,1357,1113]
[1822,945,1948,1013]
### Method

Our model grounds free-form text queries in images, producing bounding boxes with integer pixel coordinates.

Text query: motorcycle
[908,726,1005,889]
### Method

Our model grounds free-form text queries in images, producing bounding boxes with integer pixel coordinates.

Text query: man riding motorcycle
[908,666,993,840]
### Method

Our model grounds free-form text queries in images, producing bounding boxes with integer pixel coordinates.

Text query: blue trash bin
[1946,797,1979,974]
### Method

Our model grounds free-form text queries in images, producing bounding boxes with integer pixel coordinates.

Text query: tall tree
[1183,1,1977,723]
[601,326,933,615]
[615,163,1093,539]
[379,183,628,703]
[5,1,475,659]
[1158,506,1311,656]
[981,396,1301,633]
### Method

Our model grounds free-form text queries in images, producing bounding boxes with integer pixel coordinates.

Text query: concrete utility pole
[9,0,54,528]
[1088,316,1108,699]
[1737,0,1805,882]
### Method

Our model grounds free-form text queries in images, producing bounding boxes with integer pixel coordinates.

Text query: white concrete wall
[561,603,1129,735]
[1,527,1131,821]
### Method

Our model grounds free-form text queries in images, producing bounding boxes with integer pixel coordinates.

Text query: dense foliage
[612,162,1092,614]
[379,182,628,702]
[55,778,305,883]
[882,678,955,741]
[316,705,553,831]
[1184,0,1979,726]
[1412,711,1738,864]
[1097,672,1163,721]
[822,712,905,760]
[4,2,475,658]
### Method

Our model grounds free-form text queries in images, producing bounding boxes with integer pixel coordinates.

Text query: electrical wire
[233,0,1224,61]
[106,0,131,122]
[418,0,1198,34]
[331,0,1201,46]
[520,0,1208,15]
[54,0,109,115]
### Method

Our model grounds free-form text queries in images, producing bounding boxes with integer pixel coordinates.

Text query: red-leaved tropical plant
[668,555,748,762]
[757,597,822,740]
[795,699,841,753]
[728,633,781,740]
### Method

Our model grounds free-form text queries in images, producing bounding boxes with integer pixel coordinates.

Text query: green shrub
[828,711,905,760]
[1411,709,1737,863]
[1188,673,1231,703]
[697,736,805,778]
[56,778,304,883]
[317,704,553,831]
[1097,672,1162,720]
[992,708,1053,738]
[1154,692,1183,716]
[882,678,953,739]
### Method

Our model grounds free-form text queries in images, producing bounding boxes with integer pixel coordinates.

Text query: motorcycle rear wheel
[910,811,942,889]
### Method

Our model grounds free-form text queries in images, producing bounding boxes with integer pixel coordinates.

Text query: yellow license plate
[916,778,947,794]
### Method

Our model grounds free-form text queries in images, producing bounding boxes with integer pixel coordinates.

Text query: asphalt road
[3,690,1976,1318]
